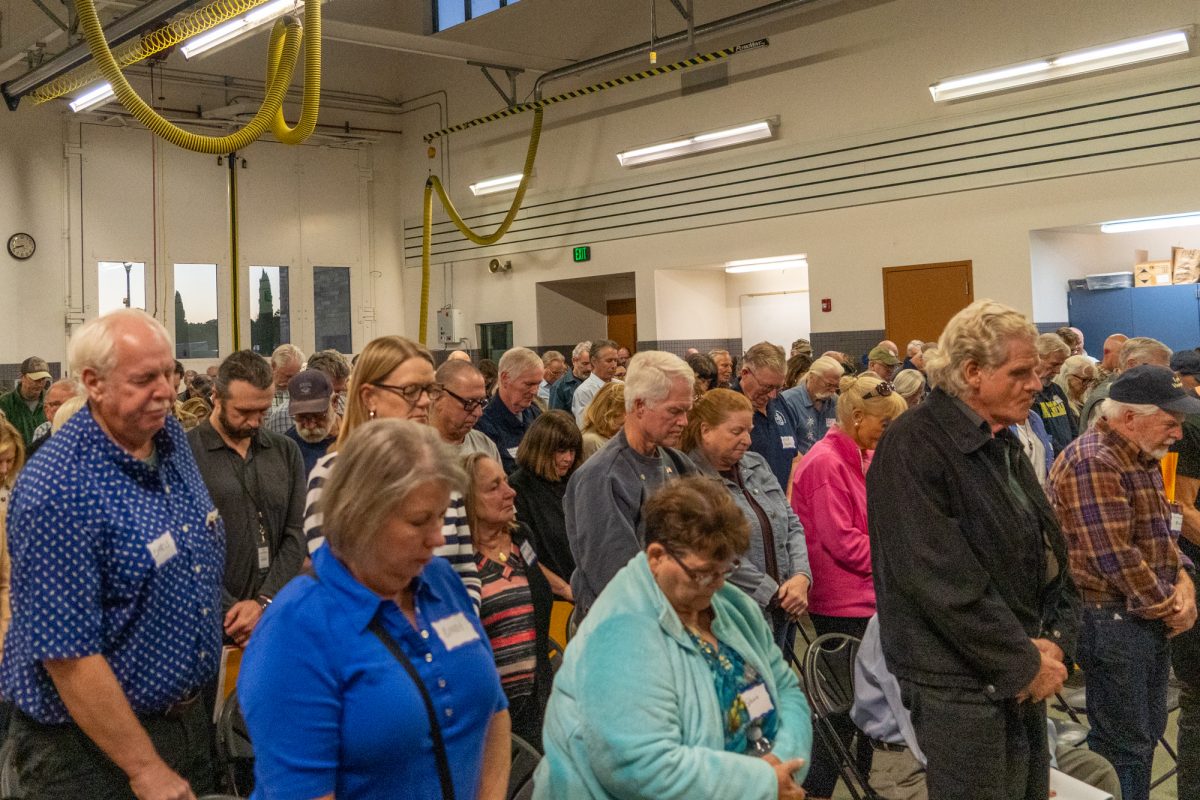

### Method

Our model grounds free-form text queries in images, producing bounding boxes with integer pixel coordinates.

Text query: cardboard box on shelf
[1134,260,1172,287]
[1172,247,1200,284]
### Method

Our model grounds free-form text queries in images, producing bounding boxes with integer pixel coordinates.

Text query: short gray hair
[320,419,466,567]
[906,340,923,356]
[1035,333,1070,359]
[624,351,694,411]
[307,350,350,383]
[925,300,1038,398]
[1119,337,1171,369]
[741,341,786,373]
[498,346,542,379]
[1099,398,1161,421]
[435,359,481,386]
[68,308,172,379]
[270,343,304,369]
[807,356,844,379]
[541,350,565,367]
[572,341,592,361]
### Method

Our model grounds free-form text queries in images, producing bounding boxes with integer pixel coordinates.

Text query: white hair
[1099,398,1160,421]
[906,339,923,356]
[497,346,542,378]
[271,343,305,369]
[68,308,172,379]
[624,351,694,411]
[572,341,592,361]
[807,356,844,379]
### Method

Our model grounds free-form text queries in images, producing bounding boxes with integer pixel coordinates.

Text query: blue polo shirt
[780,383,838,454]
[239,545,506,800]
[750,397,801,492]
[475,399,542,473]
[548,372,583,412]
[1,407,224,724]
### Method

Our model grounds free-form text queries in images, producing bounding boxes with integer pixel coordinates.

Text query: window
[313,266,352,353]
[174,263,220,359]
[249,266,291,355]
[478,321,513,363]
[433,0,517,32]
[97,261,145,316]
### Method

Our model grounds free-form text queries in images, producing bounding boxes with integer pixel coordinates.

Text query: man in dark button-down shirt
[548,340,591,411]
[1,309,222,800]
[476,347,544,473]
[734,341,799,491]
[869,300,1079,800]
[188,350,306,648]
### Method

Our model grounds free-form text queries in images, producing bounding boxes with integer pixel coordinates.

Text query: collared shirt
[239,545,506,800]
[779,382,837,454]
[0,390,45,448]
[850,615,925,762]
[748,397,800,492]
[263,400,294,435]
[1,406,223,724]
[548,371,584,412]
[1049,420,1183,610]
[571,373,608,426]
[187,421,306,608]
[475,399,542,474]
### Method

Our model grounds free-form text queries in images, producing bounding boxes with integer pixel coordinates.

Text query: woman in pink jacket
[790,371,906,800]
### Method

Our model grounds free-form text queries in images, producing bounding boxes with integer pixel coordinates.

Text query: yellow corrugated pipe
[73,0,321,154]
[270,0,320,144]
[419,106,543,344]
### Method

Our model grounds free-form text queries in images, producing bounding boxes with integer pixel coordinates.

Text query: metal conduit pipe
[533,0,823,100]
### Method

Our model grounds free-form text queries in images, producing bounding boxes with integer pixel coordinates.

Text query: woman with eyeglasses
[1052,354,1098,428]
[789,372,907,800]
[303,335,481,608]
[682,389,812,653]
[535,477,813,800]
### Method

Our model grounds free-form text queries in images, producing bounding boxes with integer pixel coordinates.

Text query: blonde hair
[337,336,433,451]
[52,396,87,433]
[582,381,626,438]
[835,373,907,429]
[925,300,1037,398]
[0,419,26,489]
[462,452,517,542]
[680,388,752,453]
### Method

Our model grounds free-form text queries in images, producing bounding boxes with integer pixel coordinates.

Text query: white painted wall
[654,269,728,340]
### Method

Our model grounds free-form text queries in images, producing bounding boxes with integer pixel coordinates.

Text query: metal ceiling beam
[2,0,201,110]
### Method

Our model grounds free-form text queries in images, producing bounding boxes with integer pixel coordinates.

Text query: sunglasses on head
[863,381,894,400]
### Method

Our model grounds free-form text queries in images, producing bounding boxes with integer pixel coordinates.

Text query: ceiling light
[468,172,527,196]
[69,82,115,112]
[617,118,778,167]
[181,0,300,59]
[930,29,1191,102]
[1100,212,1200,233]
[724,254,808,274]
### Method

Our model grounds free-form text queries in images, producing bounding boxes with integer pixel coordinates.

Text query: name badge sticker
[740,682,774,720]
[1171,512,1184,533]
[519,540,537,566]
[780,435,796,450]
[148,532,178,567]
[432,612,481,651]
[506,446,519,459]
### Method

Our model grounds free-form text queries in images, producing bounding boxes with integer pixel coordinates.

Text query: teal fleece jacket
[534,552,812,799]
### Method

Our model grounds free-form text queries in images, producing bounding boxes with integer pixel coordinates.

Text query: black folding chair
[0,733,22,800]
[801,633,880,800]
[507,733,541,800]
[216,693,255,798]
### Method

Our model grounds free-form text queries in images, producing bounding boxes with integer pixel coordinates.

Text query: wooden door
[882,261,973,346]
[607,298,637,352]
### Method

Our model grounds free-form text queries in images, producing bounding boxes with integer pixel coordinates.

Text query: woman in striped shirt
[465,453,554,750]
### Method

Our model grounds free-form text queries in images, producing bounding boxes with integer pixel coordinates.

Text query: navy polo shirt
[475,399,542,473]
[239,545,506,800]
[780,382,838,455]
[750,397,801,491]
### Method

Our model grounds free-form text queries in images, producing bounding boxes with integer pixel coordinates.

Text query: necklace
[479,530,512,563]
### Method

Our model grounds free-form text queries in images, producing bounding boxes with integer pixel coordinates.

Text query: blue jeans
[1078,605,1170,800]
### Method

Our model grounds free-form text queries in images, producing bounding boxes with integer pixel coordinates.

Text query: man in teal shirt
[0,356,51,447]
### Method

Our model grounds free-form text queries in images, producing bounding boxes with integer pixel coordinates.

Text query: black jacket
[867,389,1080,699]
[510,467,574,582]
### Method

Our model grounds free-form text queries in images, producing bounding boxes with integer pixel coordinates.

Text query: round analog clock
[7,233,35,260]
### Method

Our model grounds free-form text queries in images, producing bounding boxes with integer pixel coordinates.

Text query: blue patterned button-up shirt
[0,405,224,724]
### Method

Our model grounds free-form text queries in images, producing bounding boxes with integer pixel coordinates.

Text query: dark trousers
[900,680,1049,800]
[803,613,871,798]
[1172,542,1200,800]
[1079,605,1170,800]
[10,700,214,800]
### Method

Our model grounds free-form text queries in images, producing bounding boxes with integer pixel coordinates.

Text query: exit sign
[572,246,591,263]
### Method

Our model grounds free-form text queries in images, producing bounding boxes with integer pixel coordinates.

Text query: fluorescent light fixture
[69,82,115,112]
[468,172,526,196]
[1100,211,1200,233]
[724,254,808,274]
[617,118,778,167]
[181,0,300,59]
[930,29,1191,102]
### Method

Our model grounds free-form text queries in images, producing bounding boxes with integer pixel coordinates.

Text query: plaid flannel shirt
[1048,420,1183,613]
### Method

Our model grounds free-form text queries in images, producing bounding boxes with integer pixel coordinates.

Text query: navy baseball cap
[1170,350,1200,378]
[287,369,333,415]
[1110,364,1200,414]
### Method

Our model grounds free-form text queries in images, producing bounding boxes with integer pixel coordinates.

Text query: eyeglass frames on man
[665,547,739,588]
[369,382,443,405]
[441,385,490,413]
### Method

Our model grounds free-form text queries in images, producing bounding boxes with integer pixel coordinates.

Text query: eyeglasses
[665,547,739,589]
[370,382,443,405]
[746,368,784,394]
[863,381,894,400]
[441,385,490,413]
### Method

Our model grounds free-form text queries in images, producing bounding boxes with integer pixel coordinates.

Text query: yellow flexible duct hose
[74,0,311,154]
[269,0,321,144]
[419,107,543,344]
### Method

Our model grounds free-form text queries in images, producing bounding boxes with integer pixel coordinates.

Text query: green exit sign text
[572,246,591,263]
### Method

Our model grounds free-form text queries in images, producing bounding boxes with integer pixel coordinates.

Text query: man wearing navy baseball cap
[1050,364,1200,800]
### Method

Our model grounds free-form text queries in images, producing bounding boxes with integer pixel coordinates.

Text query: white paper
[1172,512,1184,532]
[432,612,480,650]
[1049,767,1112,800]
[741,682,774,720]
[147,532,178,567]
[780,436,796,449]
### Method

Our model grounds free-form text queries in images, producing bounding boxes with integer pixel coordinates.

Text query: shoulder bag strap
[368,618,456,800]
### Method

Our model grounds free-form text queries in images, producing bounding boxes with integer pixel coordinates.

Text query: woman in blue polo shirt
[239,420,511,800]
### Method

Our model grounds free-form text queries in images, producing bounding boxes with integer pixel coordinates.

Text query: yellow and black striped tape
[423,39,768,143]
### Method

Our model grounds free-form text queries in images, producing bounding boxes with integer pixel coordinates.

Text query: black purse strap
[369,618,456,800]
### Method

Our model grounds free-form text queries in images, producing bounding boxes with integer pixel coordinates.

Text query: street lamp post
[123,262,133,308]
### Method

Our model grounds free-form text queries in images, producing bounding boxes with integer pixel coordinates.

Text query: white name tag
[258,545,270,570]
[148,532,178,567]
[780,436,795,450]
[740,682,774,720]
[1172,512,1184,533]
[432,612,480,651]
[519,540,537,566]
[506,446,519,459]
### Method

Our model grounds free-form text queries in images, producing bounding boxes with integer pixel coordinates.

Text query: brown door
[607,298,637,352]
[882,261,973,346]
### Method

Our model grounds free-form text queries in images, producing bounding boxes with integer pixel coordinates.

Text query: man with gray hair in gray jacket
[565,350,698,616]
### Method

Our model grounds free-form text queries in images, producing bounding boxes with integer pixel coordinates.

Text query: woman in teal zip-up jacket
[534,477,813,799]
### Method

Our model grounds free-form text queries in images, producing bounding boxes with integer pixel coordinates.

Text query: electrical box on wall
[437,307,465,344]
